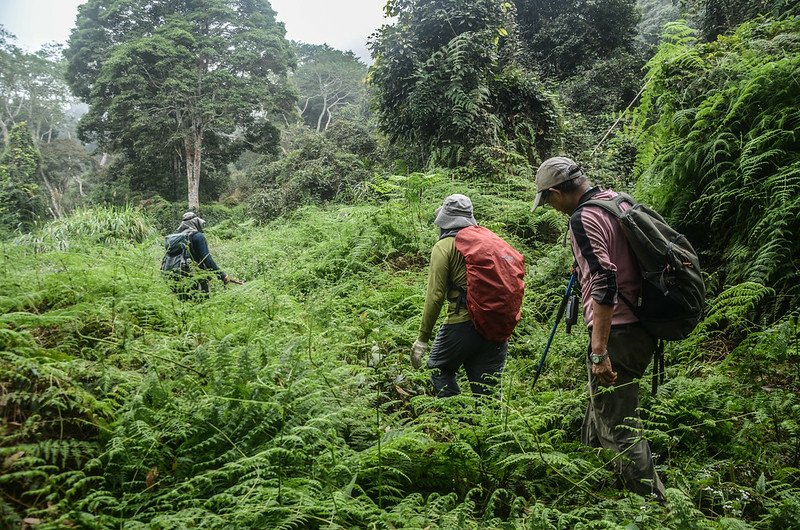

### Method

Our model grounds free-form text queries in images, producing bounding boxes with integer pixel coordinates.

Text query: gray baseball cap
[434,194,477,230]
[531,156,584,211]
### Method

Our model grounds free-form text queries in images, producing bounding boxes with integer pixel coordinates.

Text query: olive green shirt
[417,236,470,342]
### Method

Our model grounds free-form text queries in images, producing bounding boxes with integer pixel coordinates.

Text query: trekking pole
[532,272,576,390]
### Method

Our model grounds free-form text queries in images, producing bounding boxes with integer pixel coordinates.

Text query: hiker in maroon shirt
[532,156,666,503]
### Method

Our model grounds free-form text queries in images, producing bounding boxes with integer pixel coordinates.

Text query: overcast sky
[0,0,388,63]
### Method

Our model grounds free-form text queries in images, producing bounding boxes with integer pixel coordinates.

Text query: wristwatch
[590,351,608,364]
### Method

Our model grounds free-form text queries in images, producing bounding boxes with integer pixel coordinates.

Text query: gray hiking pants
[427,321,507,398]
[581,323,666,501]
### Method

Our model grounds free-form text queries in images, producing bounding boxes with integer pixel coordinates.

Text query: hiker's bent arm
[190,233,226,280]
[418,244,449,342]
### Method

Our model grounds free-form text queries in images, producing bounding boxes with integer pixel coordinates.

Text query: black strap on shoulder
[440,231,467,310]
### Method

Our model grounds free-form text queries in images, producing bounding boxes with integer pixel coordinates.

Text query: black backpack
[160,232,192,280]
[574,193,706,341]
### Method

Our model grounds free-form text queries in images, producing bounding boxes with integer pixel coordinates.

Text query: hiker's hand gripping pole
[532,272,576,390]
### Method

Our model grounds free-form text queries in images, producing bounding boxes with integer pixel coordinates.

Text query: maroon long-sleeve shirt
[569,188,640,328]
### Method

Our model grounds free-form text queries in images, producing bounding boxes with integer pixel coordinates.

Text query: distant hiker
[161,211,240,300]
[411,194,525,398]
[532,156,667,502]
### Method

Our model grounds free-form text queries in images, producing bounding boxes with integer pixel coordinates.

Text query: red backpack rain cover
[454,226,525,342]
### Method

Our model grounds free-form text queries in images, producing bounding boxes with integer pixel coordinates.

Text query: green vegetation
[65,0,295,209]
[2,176,799,528]
[0,122,42,232]
[2,0,800,528]
[632,15,800,322]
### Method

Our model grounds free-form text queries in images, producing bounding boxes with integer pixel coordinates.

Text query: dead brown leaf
[145,466,159,489]
[3,450,25,469]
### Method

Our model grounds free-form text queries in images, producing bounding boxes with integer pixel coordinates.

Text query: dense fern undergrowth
[631,15,800,324]
[2,173,799,529]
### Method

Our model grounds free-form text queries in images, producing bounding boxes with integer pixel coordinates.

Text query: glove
[410,340,427,369]
[223,275,244,285]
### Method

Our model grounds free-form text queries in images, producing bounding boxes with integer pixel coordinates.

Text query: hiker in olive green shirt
[411,194,507,397]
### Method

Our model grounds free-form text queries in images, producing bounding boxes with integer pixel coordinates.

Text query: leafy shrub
[247,133,373,222]
[139,196,250,236]
[324,105,380,161]
[14,205,155,251]
[632,15,800,323]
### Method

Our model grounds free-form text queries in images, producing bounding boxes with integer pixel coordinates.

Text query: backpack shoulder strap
[571,192,636,221]
[584,193,634,214]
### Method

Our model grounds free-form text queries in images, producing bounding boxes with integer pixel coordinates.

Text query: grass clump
[13,205,155,251]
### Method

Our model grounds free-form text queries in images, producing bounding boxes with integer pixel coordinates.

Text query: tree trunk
[173,151,183,202]
[39,168,63,219]
[315,72,327,132]
[185,130,203,210]
[74,175,85,197]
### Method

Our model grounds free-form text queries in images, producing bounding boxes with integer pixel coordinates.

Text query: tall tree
[39,138,96,219]
[369,0,560,171]
[0,122,43,230]
[511,0,644,118]
[292,43,368,132]
[65,0,295,209]
[0,29,70,143]
[513,0,641,80]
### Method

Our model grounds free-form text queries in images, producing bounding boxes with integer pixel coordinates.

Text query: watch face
[591,354,603,364]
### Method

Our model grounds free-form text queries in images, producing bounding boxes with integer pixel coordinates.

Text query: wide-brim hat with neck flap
[179,211,206,232]
[434,194,478,230]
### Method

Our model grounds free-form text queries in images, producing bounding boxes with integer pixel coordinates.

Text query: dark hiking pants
[582,323,666,502]
[427,321,507,398]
